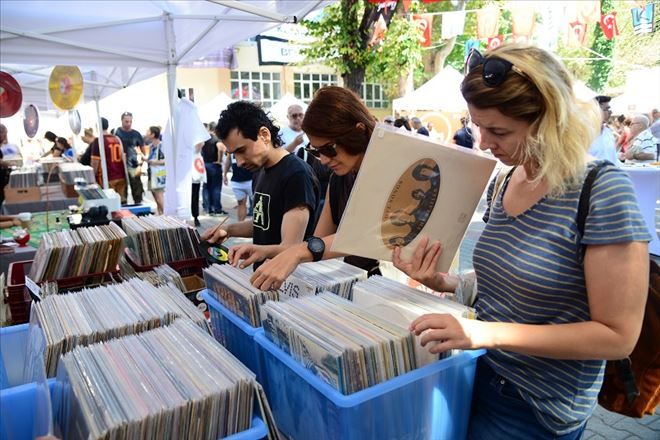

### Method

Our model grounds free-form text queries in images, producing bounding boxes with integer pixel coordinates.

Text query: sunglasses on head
[304,141,337,158]
[465,49,527,88]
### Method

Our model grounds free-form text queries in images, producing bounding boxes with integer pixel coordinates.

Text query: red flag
[487,35,504,50]
[567,21,588,47]
[402,0,412,13]
[369,13,388,46]
[600,12,620,39]
[412,14,434,47]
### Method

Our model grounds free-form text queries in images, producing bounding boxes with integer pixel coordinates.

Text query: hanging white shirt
[162,98,210,220]
[441,11,466,40]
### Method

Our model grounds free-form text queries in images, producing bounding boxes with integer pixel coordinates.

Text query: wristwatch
[306,236,325,262]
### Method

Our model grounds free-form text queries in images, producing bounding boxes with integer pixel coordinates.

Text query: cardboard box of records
[3,186,41,203]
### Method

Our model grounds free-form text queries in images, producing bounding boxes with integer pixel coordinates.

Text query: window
[230,71,281,106]
[361,83,388,109]
[293,73,338,103]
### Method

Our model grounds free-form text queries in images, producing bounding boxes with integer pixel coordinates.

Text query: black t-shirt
[202,136,220,163]
[115,128,144,168]
[417,126,430,136]
[251,154,319,250]
[230,157,253,182]
[453,127,474,149]
[328,172,380,274]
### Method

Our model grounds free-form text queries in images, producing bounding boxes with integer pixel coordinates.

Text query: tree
[300,0,397,94]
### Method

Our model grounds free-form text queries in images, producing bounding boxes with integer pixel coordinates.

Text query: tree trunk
[433,0,467,73]
[343,68,366,95]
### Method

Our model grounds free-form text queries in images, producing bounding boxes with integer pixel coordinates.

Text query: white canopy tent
[0,0,329,191]
[198,92,234,124]
[393,67,467,114]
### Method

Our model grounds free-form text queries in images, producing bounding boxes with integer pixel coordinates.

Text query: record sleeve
[332,124,496,272]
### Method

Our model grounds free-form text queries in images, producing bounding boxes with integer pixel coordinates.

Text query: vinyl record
[0,71,23,118]
[68,110,81,135]
[48,66,83,110]
[23,104,40,138]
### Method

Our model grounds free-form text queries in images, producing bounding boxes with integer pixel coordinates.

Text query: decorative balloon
[68,109,81,135]
[23,104,40,138]
[0,71,23,118]
[48,66,83,110]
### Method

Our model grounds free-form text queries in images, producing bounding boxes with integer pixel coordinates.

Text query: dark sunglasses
[465,49,527,88]
[289,113,304,118]
[304,141,337,158]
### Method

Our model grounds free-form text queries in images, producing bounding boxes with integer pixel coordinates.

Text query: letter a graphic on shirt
[253,192,270,231]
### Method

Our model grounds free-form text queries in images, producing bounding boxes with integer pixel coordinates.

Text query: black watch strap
[306,236,325,262]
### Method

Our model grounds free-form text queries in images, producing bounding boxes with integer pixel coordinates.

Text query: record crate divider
[0,324,269,440]
[5,260,120,325]
[255,330,485,440]
[123,247,207,278]
[202,291,269,389]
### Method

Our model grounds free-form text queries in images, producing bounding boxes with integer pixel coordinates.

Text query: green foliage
[587,0,613,93]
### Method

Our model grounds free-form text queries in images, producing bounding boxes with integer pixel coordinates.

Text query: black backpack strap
[576,165,602,240]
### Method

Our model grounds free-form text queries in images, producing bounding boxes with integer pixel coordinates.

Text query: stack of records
[30,278,210,377]
[58,163,95,184]
[39,157,64,174]
[74,182,105,200]
[28,223,126,282]
[352,276,477,365]
[261,293,417,394]
[153,264,186,292]
[204,264,278,327]
[122,216,203,266]
[278,259,368,300]
[56,319,256,440]
[8,168,40,188]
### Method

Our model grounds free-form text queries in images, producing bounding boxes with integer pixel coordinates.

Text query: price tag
[25,276,42,302]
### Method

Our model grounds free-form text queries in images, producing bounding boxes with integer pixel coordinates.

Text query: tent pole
[165,12,178,215]
[94,97,109,190]
[92,71,109,190]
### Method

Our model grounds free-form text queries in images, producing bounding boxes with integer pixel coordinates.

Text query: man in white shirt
[625,114,658,163]
[588,96,619,165]
[281,104,307,154]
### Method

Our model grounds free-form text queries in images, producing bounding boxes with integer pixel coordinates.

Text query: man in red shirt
[90,117,127,203]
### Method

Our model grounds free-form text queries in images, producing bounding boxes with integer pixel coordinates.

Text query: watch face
[308,237,324,253]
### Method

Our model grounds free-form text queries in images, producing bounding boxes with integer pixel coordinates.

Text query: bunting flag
[464,39,481,59]
[487,35,505,50]
[412,14,434,47]
[477,4,500,39]
[631,3,655,34]
[577,1,602,23]
[441,10,466,40]
[508,1,537,37]
[600,11,620,39]
[537,2,562,51]
[402,0,412,13]
[369,13,388,47]
[566,21,589,47]
[513,34,529,44]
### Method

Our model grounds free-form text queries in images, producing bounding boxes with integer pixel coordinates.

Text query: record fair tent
[393,67,467,114]
[0,0,329,188]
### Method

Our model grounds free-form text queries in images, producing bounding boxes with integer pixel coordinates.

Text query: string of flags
[367,1,656,53]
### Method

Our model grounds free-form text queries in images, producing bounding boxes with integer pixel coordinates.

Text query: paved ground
[142,179,660,439]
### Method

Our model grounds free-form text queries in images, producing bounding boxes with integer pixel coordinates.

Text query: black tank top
[329,173,380,275]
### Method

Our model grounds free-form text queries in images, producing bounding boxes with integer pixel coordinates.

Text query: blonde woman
[394,45,650,438]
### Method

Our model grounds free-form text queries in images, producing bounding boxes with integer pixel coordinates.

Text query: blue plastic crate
[202,291,267,385]
[0,324,29,389]
[255,330,484,440]
[223,416,268,440]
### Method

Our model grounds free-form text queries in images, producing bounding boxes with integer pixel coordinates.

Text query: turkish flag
[567,21,588,47]
[487,35,504,50]
[412,14,434,47]
[600,12,620,39]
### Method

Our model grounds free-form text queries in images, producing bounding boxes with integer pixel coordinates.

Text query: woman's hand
[250,246,304,291]
[410,313,489,354]
[392,237,456,292]
[228,244,270,269]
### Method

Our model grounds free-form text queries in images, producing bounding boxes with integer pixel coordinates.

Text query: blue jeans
[203,163,223,213]
[467,359,586,440]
